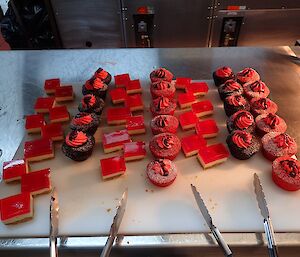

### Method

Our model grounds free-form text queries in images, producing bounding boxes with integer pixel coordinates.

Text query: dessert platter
[1,66,300,238]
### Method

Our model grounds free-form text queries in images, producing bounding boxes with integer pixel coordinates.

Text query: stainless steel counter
[0,46,300,256]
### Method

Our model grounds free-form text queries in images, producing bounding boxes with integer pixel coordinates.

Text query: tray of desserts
[0,66,299,237]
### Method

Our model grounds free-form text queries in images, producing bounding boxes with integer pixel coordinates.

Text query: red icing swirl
[250,81,265,92]
[280,160,299,178]
[227,95,246,106]
[215,66,233,77]
[235,112,253,129]
[157,135,174,149]
[273,134,293,148]
[153,81,170,90]
[224,80,241,91]
[232,131,252,148]
[156,116,168,128]
[253,98,270,110]
[239,68,256,78]
[263,113,280,129]
[95,69,108,80]
[73,113,93,125]
[92,77,105,89]
[66,131,88,147]
[157,97,170,110]
[81,95,96,108]
[152,159,171,176]
[155,68,166,78]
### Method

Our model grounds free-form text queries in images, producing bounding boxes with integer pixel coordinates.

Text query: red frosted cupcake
[262,132,297,161]
[255,113,287,136]
[150,96,176,116]
[78,94,105,115]
[70,112,100,136]
[218,80,243,101]
[213,66,235,87]
[250,97,278,117]
[150,115,179,135]
[94,67,112,85]
[149,133,181,160]
[82,76,108,100]
[224,94,250,117]
[150,80,176,99]
[226,110,255,133]
[236,68,260,85]
[272,156,300,191]
[243,80,270,99]
[146,159,177,187]
[150,68,174,83]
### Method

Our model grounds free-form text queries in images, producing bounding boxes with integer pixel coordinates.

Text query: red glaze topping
[95,69,108,80]
[155,68,166,78]
[215,66,233,77]
[66,131,88,147]
[224,80,241,91]
[252,98,270,110]
[81,95,96,108]
[156,116,168,128]
[157,97,170,110]
[238,68,256,78]
[273,133,293,148]
[86,77,105,90]
[157,134,174,149]
[73,113,93,125]
[250,81,265,92]
[21,168,51,194]
[235,111,254,129]
[152,159,172,176]
[227,94,246,106]
[232,131,252,148]
[263,113,280,129]
[100,156,126,178]
[153,81,170,90]
[280,160,299,178]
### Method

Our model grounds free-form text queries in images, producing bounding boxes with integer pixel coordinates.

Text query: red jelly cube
[186,82,209,96]
[126,79,142,94]
[192,100,214,117]
[181,134,207,157]
[176,77,192,90]
[177,92,196,109]
[114,73,131,88]
[24,138,54,162]
[106,107,131,125]
[44,78,60,94]
[126,115,146,135]
[195,119,219,138]
[55,85,74,102]
[25,114,45,133]
[102,129,131,153]
[179,111,198,130]
[109,88,127,104]
[123,141,146,161]
[3,159,28,182]
[41,123,64,141]
[49,105,69,123]
[34,97,55,113]
[125,94,144,112]
[100,155,126,179]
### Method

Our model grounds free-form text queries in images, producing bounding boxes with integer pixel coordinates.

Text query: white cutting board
[0,80,300,238]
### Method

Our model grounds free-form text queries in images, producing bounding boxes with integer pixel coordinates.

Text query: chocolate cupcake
[150,115,179,135]
[224,94,250,117]
[250,97,278,117]
[62,131,95,161]
[218,79,243,101]
[70,112,100,135]
[82,76,108,100]
[243,80,270,99]
[226,130,261,160]
[94,67,112,85]
[236,68,260,85]
[227,110,255,134]
[150,96,177,117]
[255,113,287,137]
[150,80,176,99]
[213,66,235,87]
[78,94,105,115]
[150,68,174,83]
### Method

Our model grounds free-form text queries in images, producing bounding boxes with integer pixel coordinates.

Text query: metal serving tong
[100,189,128,257]
[50,187,59,257]
[253,173,279,257]
[191,184,233,257]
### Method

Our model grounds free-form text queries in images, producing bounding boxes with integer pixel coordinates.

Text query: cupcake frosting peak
[253,98,270,110]
[239,68,256,77]
[73,113,93,125]
[264,113,280,129]
[156,116,168,128]
[250,81,265,92]
[235,111,253,129]
[152,159,171,176]
[224,80,241,91]
[273,133,293,148]
[280,160,299,178]
[66,131,88,147]
[232,131,252,148]
[153,81,170,90]
[215,66,233,77]
[155,68,166,78]
[227,94,246,106]
[95,68,108,80]
[157,97,170,110]
[157,135,174,149]
[82,95,96,108]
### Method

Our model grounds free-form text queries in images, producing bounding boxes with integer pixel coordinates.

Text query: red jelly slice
[49,106,69,123]
[106,107,131,125]
[21,168,51,195]
[195,119,219,138]
[102,130,131,153]
[44,78,60,94]
[186,82,208,96]
[100,155,126,179]
[114,73,131,88]
[25,114,45,133]
[177,92,196,109]
[181,134,207,157]
[126,115,146,135]
[3,159,28,182]
[192,100,214,117]
[126,79,142,94]
[176,77,192,90]
[34,97,55,113]
[124,141,146,161]
[55,85,74,102]
[125,94,144,112]
[0,192,33,224]
[197,143,229,169]
[41,123,64,141]
[24,138,54,162]
[179,111,198,130]
[109,88,127,104]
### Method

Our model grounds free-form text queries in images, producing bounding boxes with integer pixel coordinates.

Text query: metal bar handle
[212,226,233,257]
[50,237,58,257]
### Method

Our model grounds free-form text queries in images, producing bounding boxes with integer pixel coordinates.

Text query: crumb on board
[151,189,154,193]
[145,189,149,192]
[194,176,198,179]
[209,198,212,202]
[106,208,111,213]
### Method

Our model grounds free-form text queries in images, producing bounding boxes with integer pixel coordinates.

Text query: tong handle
[50,236,58,257]
[100,235,115,257]
[264,218,279,257]
[212,226,233,257]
